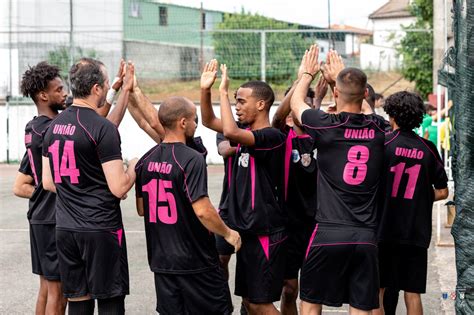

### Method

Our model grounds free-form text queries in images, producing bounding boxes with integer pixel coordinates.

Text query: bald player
[291,45,386,314]
[135,97,241,314]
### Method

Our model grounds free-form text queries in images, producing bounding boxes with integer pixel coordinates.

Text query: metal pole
[6,0,12,163]
[200,2,204,71]
[69,0,74,67]
[260,31,266,82]
[328,0,331,49]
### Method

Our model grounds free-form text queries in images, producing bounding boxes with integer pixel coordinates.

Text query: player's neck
[336,102,362,114]
[249,115,271,130]
[36,103,58,119]
[162,130,186,144]
[73,98,99,110]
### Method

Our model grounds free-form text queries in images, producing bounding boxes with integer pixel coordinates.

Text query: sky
[165,0,389,29]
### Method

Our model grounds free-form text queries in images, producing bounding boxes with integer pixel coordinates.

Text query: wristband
[303,72,315,80]
[106,88,117,104]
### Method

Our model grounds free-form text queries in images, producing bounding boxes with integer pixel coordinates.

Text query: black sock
[97,296,125,315]
[68,299,95,315]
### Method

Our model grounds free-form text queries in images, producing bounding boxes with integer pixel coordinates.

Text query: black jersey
[378,130,448,248]
[227,127,287,235]
[301,110,386,229]
[18,116,56,224]
[216,133,235,212]
[42,106,123,231]
[187,136,208,159]
[284,128,318,225]
[135,142,219,274]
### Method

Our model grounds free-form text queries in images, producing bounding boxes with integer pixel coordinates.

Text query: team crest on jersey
[301,153,311,167]
[239,153,249,168]
[313,148,318,159]
[291,149,301,163]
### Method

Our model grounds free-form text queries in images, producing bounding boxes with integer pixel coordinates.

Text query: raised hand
[219,64,230,93]
[201,59,218,90]
[122,61,135,92]
[112,59,126,91]
[314,76,328,102]
[302,44,320,79]
[297,52,307,80]
[321,50,345,84]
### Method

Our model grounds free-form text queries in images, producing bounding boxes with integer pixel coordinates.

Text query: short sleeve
[301,109,333,139]
[96,122,122,164]
[216,133,226,146]
[18,152,32,176]
[427,142,448,189]
[251,128,286,160]
[184,155,208,203]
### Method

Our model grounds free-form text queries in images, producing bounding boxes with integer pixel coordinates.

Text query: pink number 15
[142,179,178,224]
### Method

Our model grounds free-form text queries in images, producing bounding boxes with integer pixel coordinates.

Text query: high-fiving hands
[321,50,345,85]
[219,64,230,93]
[302,44,320,80]
[201,59,218,90]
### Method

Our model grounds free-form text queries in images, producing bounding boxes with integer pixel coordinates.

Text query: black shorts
[215,209,235,256]
[30,224,60,281]
[154,267,232,315]
[284,221,316,280]
[379,242,427,293]
[235,230,287,304]
[56,229,129,299]
[300,224,379,311]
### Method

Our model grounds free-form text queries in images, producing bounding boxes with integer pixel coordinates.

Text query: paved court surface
[0,164,457,314]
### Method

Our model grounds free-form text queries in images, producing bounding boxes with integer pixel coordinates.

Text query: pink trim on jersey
[227,156,232,189]
[31,125,43,136]
[416,136,445,167]
[27,149,39,186]
[315,242,376,247]
[172,144,192,203]
[136,144,161,170]
[302,115,350,130]
[364,118,387,134]
[250,156,255,210]
[384,130,401,146]
[269,235,288,247]
[254,141,285,151]
[305,223,319,259]
[297,134,311,139]
[284,129,297,201]
[111,228,123,247]
[258,235,270,260]
[76,109,97,145]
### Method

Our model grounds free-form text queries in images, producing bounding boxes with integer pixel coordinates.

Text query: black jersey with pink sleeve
[42,106,123,231]
[135,142,219,274]
[19,116,56,224]
[284,128,318,226]
[227,127,287,234]
[378,130,448,248]
[301,110,386,229]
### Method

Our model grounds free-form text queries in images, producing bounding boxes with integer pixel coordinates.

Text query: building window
[201,12,206,30]
[159,6,168,26]
[129,0,141,18]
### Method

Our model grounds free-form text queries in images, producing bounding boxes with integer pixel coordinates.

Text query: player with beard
[135,96,241,314]
[42,58,137,315]
[201,60,287,315]
[13,61,68,315]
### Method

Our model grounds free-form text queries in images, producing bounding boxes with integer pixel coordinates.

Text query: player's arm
[434,188,449,201]
[102,159,138,199]
[200,59,223,133]
[192,197,241,252]
[128,90,162,143]
[106,61,135,127]
[96,59,126,118]
[42,156,56,193]
[12,172,34,198]
[291,45,320,124]
[136,197,145,217]
[219,64,256,146]
[217,140,236,158]
[313,76,328,109]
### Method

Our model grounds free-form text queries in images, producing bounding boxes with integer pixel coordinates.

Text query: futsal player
[377,91,449,315]
[291,45,387,315]
[200,59,287,315]
[42,58,138,315]
[135,96,241,314]
[13,61,68,315]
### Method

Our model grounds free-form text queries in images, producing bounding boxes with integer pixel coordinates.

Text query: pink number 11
[390,162,421,199]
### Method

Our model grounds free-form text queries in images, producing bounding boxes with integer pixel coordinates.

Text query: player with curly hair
[376,91,449,315]
[13,61,68,314]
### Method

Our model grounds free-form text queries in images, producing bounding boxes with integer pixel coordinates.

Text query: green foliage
[47,46,99,82]
[398,0,433,98]
[212,12,308,82]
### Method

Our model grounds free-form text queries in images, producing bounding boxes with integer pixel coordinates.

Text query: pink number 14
[142,179,178,224]
[390,162,421,199]
[48,140,80,184]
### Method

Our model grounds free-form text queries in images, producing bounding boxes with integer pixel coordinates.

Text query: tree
[397,0,433,98]
[212,11,309,82]
[47,46,99,84]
